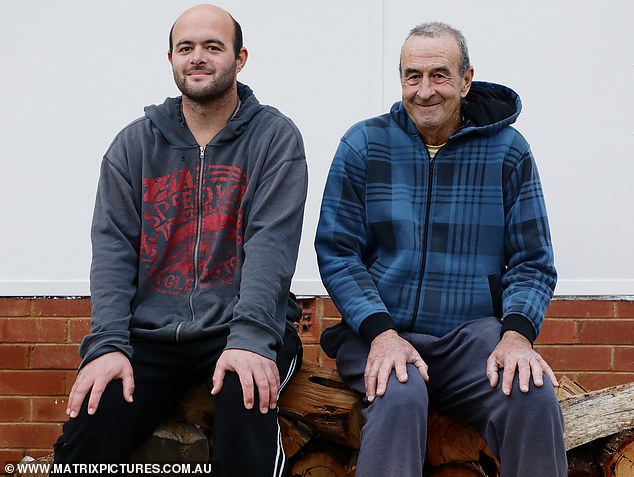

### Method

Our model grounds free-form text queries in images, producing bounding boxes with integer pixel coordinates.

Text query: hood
[458,81,521,137]
[143,82,260,147]
[391,81,521,140]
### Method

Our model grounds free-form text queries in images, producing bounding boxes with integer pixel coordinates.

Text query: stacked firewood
[275,363,634,476]
[558,379,634,477]
[14,363,634,477]
[151,362,634,476]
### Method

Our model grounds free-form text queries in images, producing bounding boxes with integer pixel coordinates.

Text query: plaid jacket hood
[315,81,556,346]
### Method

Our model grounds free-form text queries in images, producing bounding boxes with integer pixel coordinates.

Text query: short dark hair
[231,16,243,58]
[168,14,243,58]
[399,22,470,76]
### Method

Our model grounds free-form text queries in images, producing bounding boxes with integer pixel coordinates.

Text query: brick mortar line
[554,371,634,375]
[536,344,624,347]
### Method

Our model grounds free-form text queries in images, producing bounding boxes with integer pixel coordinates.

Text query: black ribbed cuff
[359,312,397,343]
[500,313,536,344]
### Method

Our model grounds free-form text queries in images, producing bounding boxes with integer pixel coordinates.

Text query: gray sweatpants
[333,317,567,477]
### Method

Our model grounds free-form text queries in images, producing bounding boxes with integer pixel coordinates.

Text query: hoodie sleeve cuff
[501,313,536,344]
[78,330,133,370]
[78,344,130,370]
[359,312,397,343]
[226,322,280,361]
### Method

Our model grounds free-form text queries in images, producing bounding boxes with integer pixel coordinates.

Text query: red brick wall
[0,298,90,470]
[534,299,634,389]
[0,297,633,469]
[299,297,634,389]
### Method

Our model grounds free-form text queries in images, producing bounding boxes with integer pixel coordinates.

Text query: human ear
[461,66,474,98]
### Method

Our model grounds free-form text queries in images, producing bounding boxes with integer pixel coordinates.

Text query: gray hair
[400,22,471,76]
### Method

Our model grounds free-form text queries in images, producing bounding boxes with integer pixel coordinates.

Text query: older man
[315,22,567,476]
[53,4,307,477]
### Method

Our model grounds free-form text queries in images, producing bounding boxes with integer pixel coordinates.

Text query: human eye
[204,42,225,53]
[432,72,450,84]
[405,74,421,86]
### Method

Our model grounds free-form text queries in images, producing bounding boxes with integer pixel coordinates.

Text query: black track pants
[52,328,301,477]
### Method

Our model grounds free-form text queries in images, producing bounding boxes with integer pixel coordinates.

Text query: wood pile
[166,362,634,476]
[560,379,634,477]
[273,365,634,476]
[14,363,634,477]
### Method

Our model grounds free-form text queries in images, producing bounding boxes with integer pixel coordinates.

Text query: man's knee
[212,371,269,417]
[54,380,134,464]
[367,367,428,421]
[75,380,132,422]
[501,380,563,429]
[213,372,247,405]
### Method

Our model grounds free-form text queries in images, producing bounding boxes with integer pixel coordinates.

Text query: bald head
[169,4,243,58]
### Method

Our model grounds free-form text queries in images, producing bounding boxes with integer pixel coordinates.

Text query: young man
[315,22,567,476]
[53,5,307,477]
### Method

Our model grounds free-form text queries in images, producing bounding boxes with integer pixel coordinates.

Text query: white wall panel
[0,0,632,296]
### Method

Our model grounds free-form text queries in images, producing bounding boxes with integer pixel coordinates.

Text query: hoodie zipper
[178,145,206,341]
[408,152,435,331]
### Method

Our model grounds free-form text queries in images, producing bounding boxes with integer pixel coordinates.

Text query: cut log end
[289,450,350,477]
[600,429,634,477]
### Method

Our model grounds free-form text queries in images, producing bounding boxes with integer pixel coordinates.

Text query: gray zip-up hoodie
[79,83,308,367]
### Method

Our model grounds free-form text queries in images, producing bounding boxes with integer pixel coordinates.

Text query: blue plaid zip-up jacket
[315,81,556,348]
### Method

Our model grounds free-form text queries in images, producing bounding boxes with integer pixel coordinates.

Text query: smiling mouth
[186,69,212,76]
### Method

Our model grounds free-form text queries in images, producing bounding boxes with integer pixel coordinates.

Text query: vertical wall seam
[369,0,384,115]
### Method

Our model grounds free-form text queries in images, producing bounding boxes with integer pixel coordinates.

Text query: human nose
[415,76,435,100]
[190,46,207,65]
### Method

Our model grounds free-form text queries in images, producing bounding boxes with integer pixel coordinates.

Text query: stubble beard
[174,61,237,105]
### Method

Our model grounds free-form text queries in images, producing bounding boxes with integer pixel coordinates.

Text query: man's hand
[364,330,429,403]
[66,351,134,418]
[486,330,558,396]
[211,349,280,414]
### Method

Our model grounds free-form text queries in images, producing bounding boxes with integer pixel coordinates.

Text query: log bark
[129,421,209,464]
[278,361,364,448]
[289,450,351,477]
[426,410,498,474]
[171,383,214,432]
[566,443,604,477]
[280,416,314,460]
[600,429,634,477]
[561,381,634,450]
[15,455,53,477]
